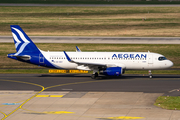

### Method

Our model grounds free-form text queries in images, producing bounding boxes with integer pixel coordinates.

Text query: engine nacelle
[100,67,123,76]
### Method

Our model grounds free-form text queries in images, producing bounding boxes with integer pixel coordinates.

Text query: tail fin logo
[11,27,30,55]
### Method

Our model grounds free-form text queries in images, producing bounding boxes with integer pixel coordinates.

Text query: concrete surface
[1,91,180,120]
[0,74,180,120]
[1,36,180,44]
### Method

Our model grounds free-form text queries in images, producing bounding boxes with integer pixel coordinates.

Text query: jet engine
[99,67,123,76]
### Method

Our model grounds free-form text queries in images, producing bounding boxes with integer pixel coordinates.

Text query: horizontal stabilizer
[8,54,31,61]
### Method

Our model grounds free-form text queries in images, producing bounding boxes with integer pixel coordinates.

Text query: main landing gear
[91,72,98,79]
[149,70,152,79]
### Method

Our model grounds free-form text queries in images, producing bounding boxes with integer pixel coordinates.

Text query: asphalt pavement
[1,36,180,44]
[0,74,180,94]
[0,74,180,120]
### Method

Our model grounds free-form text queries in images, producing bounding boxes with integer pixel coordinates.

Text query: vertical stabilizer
[10,25,40,55]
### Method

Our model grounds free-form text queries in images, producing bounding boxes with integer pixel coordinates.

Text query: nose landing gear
[149,70,152,78]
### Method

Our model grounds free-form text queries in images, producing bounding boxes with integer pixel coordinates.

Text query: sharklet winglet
[63,51,73,62]
[76,46,81,52]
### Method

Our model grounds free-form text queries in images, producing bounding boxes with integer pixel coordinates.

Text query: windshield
[158,56,167,61]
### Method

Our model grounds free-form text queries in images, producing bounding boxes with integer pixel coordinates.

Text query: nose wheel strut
[149,70,152,78]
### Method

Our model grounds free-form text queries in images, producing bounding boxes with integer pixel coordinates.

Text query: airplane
[7,25,173,79]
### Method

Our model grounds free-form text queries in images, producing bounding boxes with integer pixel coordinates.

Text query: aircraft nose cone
[166,60,173,68]
[169,60,174,68]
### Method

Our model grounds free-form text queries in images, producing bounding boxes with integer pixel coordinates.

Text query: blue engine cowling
[100,67,122,76]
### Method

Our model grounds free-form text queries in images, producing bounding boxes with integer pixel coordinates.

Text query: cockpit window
[158,56,167,61]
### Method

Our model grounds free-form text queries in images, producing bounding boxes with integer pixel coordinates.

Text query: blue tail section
[8,25,57,69]
[10,25,40,55]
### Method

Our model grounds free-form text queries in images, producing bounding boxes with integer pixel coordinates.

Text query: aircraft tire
[91,74,96,79]
[95,72,98,77]
[149,75,152,79]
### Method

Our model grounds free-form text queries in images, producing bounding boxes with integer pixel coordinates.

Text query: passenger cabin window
[158,57,167,61]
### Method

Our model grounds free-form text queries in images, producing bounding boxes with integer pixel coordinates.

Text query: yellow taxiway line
[0,79,45,120]
[0,78,144,120]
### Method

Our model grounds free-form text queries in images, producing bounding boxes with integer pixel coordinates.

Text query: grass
[154,96,180,110]
[1,7,180,36]
[1,0,180,4]
[125,70,180,75]
[0,6,180,74]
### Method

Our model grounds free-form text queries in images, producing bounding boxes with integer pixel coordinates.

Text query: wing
[64,51,115,70]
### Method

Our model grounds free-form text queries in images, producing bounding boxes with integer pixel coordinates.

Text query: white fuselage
[41,51,173,70]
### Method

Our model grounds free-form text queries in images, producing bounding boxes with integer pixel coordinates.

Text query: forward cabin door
[148,54,153,64]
